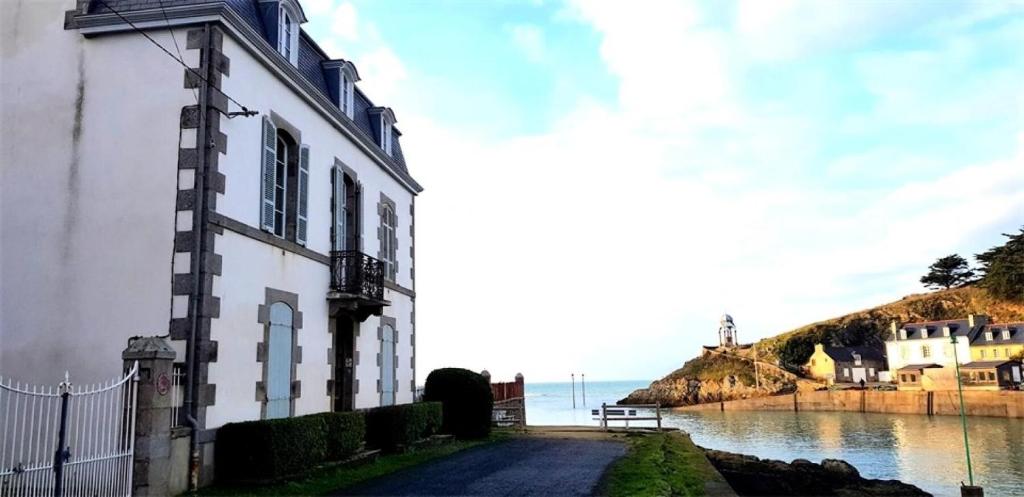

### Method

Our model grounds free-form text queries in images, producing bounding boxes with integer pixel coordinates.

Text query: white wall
[1,1,194,383]
[885,336,971,371]
[204,30,417,427]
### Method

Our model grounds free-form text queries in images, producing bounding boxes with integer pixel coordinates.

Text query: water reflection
[663,410,1024,496]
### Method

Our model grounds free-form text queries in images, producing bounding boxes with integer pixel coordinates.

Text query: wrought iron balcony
[330,250,386,302]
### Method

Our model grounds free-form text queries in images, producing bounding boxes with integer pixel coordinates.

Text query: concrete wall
[675,390,1024,418]
[1,0,193,383]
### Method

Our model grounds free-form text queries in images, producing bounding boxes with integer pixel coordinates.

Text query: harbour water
[526,381,1024,496]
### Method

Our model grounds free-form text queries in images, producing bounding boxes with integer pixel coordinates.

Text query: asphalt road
[336,437,627,497]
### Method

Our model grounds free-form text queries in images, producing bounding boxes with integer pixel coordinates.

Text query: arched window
[266,302,294,419]
[380,323,396,406]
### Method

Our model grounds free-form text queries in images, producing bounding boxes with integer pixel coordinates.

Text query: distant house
[804,344,887,384]
[884,315,987,372]
[895,364,945,391]
[970,323,1024,362]
[957,360,1023,390]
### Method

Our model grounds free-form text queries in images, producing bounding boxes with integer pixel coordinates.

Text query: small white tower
[719,313,737,348]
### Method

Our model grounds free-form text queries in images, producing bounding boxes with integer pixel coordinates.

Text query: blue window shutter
[267,302,293,419]
[261,116,277,232]
[297,144,310,245]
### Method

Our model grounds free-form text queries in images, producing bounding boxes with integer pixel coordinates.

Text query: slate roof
[896,363,943,372]
[821,346,886,363]
[893,319,980,341]
[959,360,1021,370]
[971,323,1024,346]
[80,0,409,174]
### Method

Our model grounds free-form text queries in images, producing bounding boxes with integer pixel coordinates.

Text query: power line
[93,0,255,116]
[156,0,198,104]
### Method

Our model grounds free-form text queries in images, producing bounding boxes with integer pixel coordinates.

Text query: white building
[2,0,421,483]
[885,316,986,390]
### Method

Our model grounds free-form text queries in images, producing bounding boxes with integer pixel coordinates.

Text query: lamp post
[571,373,576,409]
[951,335,981,496]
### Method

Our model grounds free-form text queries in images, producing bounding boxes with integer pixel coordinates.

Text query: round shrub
[423,368,493,439]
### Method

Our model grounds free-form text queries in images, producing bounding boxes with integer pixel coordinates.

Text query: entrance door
[852,367,867,384]
[334,315,355,411]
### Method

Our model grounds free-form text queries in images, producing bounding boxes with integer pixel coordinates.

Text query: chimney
[815,343,824,353]
[890,321,898,340]
[968,314,989,328]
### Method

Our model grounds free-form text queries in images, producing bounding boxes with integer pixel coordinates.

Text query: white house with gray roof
[884,315,986,372]
[2,0,421,485]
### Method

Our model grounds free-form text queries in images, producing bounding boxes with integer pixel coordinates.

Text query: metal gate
[0,362,139,497]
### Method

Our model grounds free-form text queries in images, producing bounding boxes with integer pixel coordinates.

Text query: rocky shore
[702,448,931,496]
[619,350,821,407]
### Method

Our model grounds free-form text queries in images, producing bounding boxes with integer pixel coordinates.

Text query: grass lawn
[600,432,727,497]
[194,431,511,496]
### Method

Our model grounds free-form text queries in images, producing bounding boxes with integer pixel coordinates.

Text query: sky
[298,0,1024,383]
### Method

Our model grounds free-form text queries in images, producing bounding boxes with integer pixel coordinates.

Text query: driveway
[336,437,627,497]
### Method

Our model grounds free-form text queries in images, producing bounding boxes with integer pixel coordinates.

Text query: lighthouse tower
[719,314,738,348]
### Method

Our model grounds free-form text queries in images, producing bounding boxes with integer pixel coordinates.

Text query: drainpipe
[183,22,213,492]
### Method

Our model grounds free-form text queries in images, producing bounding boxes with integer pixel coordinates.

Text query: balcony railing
[330,250,385,302]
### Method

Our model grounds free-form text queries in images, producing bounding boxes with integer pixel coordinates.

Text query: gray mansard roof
[894,319,979,341]
[79,0,410,175]
[972,323,1024,346]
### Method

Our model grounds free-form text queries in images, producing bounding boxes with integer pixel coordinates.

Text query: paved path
[336,437,627,497]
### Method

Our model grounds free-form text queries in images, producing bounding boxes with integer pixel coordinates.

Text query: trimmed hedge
[422,368,493,439]
[365,402,443,452]
[215,411,366,483]
[215,415,328,482]
[308,411,366,461]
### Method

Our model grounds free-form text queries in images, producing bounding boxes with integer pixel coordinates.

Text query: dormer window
[899,329,907,340]
[1003,329,1011,340]
[942,326,950,337]
[985,331,993,341]
[324,60,360,119]
[264,0,305,66]
[369,107,397,157]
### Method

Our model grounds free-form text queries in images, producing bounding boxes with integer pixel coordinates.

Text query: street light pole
[571,373,576,409]
[951,335,977,492]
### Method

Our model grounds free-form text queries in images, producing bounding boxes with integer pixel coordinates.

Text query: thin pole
[571,374,576,409]
[951,336,974,487]
[53,376,71,497]
[581,374,586,406]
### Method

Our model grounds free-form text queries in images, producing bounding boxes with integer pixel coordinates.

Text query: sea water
[526,381,1024,496]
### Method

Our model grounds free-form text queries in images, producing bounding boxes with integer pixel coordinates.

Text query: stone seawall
[674,390,1024,418]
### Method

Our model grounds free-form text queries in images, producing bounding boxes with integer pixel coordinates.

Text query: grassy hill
[756,286,1024,372]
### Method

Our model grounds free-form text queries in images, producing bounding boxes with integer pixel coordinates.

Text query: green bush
[365,402,443,452]
[307,411,366,461]
[215,415,328,483]
[422,368,493,439]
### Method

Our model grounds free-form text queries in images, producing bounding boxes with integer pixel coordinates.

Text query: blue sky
[300,0,1024,383]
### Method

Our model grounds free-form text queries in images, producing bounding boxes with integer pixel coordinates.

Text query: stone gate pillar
[123,336,177,497]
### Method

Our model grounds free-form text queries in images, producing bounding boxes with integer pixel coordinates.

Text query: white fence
[0,363,139,497]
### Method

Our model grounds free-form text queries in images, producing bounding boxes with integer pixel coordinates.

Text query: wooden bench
[592,403,662,431]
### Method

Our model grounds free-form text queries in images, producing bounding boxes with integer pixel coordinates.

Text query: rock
[702,448,931,497]
[822,458,860,480]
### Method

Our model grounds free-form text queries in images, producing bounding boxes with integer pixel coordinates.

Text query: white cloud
[508,24,546,63]
[306,0,1024,382]
[329,1,360,42]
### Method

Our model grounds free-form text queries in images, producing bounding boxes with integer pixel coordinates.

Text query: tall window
[266,302,293,419]
[278,6,297,64]
[341,73,354,118]
[261,117,310,245]
[274,136,289,237]
[382,204,396,280]
[381,120,393,156]
[333,167,358,251]
[381,324,396,406]
[921,345,931,358]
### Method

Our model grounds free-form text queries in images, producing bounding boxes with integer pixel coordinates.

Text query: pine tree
[920,254,974,290]
[976,227,1024,302]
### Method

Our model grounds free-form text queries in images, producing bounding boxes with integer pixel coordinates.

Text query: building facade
[970,322,1024,362]
[884,316,984,372]
[804,344,887,384]
[2,0,421,484]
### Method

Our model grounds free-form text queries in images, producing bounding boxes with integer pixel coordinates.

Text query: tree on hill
[976,227,1024,302]
[920,254,975,290]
